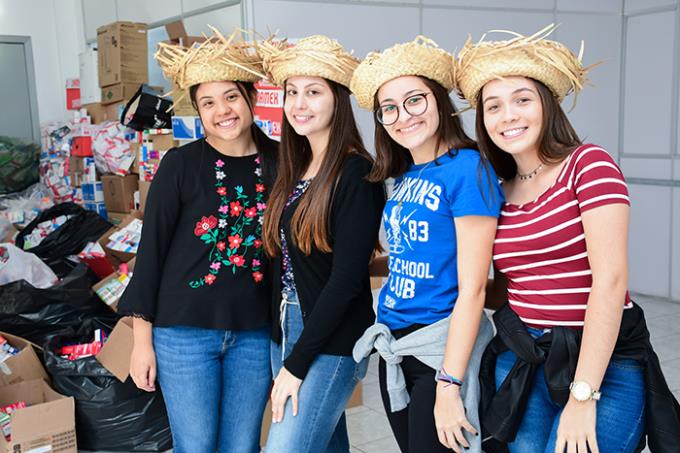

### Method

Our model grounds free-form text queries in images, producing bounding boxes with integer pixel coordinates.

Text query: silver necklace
[396,160,433,207]
[517,163,544,181]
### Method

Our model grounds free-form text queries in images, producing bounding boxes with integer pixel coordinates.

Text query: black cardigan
[271,153,386,379]
[479,302,680,453]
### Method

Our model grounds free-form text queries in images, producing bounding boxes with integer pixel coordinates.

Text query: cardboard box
[101,83,140,105]
[97,22,148,88]
[81,181,104,202]
[83,102,106,124]
[95,317,135,382]
[79,49,101,104]
[163,20,207,49]
[65,78,81,110]
[93,258,135,311]
[146,133,177,151]
[0,332,49,387]
[97,210,143,265]
[104,101,125,122]
[71,135,93,157]
[101,174,138,213]
[172,116,204,140]
[138,180,151,213]
[84,201,108,220]
[0,379,76,453]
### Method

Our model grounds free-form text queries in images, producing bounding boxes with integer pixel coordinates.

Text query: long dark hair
[475,78,582,181]
[189,82,277,186]
[367,77,477,182]
[263,80,372,256]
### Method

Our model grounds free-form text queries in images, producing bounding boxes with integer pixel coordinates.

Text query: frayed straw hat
[155,27,269,107]
[258,35,359,88]
[455,24,592,109]
[350,36,455,110]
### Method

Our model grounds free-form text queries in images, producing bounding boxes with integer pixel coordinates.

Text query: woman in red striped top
[453,26,680,453]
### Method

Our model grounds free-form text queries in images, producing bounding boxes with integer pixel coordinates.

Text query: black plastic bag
[44,319,172,452]
[0,263,116,345]
[15,202,112,261]
[122,85,173,131]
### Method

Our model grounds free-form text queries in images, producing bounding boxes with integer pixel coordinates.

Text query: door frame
[0,35,40,144]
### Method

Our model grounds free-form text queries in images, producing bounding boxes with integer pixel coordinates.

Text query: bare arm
[555,203,630,453]
[435,215,498,450]
[130,317,156,392]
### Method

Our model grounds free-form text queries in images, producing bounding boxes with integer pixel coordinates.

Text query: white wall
[0,0,85,124]
[620,1,680,301]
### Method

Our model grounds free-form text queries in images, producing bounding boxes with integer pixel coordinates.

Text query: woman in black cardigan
[260,35,385,452]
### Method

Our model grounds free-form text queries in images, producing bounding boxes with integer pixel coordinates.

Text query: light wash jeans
[495,327,646,453]
[265,290,368,453]
[153,325,271,453]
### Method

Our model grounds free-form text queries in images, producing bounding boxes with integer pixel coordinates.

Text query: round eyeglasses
[375,92,431,126]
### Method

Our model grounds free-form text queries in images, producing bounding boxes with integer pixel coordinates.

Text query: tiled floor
[84,294,680,453]
[347,294,680,453]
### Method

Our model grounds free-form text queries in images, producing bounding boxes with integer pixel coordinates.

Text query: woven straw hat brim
[350,36,455,110]
[155,27,267,109]
[259,35,359,88]
[456,24,589,108]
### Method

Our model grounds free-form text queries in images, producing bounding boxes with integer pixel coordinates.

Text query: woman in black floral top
[118,35,278,453]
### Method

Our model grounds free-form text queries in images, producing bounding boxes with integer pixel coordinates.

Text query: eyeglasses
[375,92,431,126]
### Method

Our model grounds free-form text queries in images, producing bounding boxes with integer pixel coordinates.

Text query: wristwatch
[569,380,602,402]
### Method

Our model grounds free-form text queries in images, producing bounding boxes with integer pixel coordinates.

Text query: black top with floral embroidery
[118,139,272,330]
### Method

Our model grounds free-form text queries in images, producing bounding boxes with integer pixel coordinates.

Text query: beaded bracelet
[435,368,463,387]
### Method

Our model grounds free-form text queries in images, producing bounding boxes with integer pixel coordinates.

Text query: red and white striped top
[493,144,632,328]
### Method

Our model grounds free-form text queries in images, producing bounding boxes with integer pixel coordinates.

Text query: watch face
[572,382,591,401]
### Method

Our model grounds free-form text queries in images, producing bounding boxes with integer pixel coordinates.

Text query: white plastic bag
[0,243,58,288]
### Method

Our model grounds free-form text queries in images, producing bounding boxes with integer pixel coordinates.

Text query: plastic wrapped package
[43,319,173,452]
[0,182,53,228]
[0,136,40,195]
[92,121,136,176]
[0,243,58,288]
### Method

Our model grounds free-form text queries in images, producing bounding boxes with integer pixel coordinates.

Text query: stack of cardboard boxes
[0,332,76,452]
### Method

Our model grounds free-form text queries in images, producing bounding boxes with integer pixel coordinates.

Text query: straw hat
[258,35,359,88]
[455,24,591,109]
[155,27,269,107]
[350,36,455,110]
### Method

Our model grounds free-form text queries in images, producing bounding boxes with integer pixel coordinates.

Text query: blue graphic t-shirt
[378,148,504,330]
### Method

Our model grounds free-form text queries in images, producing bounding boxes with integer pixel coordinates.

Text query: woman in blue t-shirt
[351,38,504,453]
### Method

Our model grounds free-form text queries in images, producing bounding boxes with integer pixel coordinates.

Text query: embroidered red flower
[254,239,263,249]
[252,271,264,282]
[230,201,243,217]
[216,241,226,251]
[228,234,243,249]
[204,274,216,285]
[217,187,227,196]
[244,207,257,218]
[229,254,245,267]
[194,216,218,236]
[256,183,266,193]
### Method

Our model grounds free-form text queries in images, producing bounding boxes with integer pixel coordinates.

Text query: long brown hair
[475,78,582,181]
[367,76,477,182]
[189,82,278,185]
[263,80,371,256]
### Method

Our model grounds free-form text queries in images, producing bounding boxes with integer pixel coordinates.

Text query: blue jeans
[153,325,271,453]
[265,291,368,453]
[495,328,645,453]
